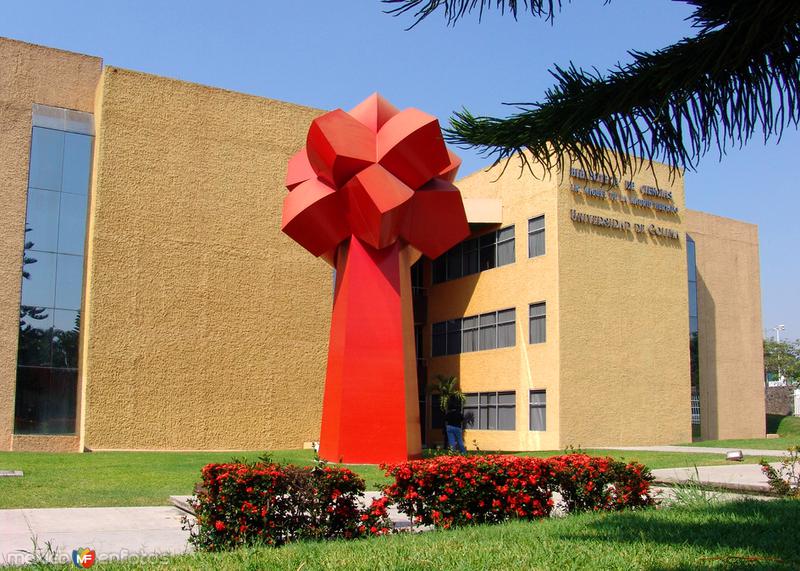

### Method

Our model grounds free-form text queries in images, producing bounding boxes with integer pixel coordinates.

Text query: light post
[772,324,785,343]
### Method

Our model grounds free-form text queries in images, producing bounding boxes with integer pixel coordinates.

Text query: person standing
[444,404,467,453]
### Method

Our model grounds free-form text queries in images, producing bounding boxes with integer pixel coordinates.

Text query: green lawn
[686,414,800,450]
[0,448,780,510]
[12,500,800,570]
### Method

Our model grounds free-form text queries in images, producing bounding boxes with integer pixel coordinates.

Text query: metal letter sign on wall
[281,94,469,463]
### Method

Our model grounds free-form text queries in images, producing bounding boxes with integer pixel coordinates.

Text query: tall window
[529,302,546,344]
[528,215,545,258]
[432,226,515,284]
[432,308,516,356]
[14,106,93,435]
[464,391,516,430]
[687,235,700,430]
[529,390,546,431]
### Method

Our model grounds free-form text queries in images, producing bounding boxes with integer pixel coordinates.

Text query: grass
[11,500,800,570]
[686,414,800,450]
[0,448,781,510]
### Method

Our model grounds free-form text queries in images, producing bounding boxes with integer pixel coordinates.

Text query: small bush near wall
[547,454,656,512]
[189,461,391,551]
[383,455,555,529]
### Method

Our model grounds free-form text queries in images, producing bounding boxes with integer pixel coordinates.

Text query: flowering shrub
[188,461,392,551]
[547,454,656,512]
[383,454,554,529]
[760,447,800,498]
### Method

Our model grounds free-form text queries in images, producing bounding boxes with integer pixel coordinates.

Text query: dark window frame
[432,308,516,356]
[529,389,546,431]
[529,302,546,344]
[432,225,515,284]
[528,215,545,258]
[464,391,516,430]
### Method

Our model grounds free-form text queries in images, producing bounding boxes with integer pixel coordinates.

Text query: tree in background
[764,339,800,386]
[385,0,800,179]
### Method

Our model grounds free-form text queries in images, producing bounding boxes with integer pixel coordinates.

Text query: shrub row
[190,453,655,550]
[188,461,392,551]
[383,453,655,529]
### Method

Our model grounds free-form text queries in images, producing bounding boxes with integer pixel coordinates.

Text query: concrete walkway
[651,463,778,494]
[600,445,791,457]
[0,506,189,567]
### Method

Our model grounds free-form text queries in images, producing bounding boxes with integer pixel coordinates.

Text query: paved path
[651,463,778,494]
[0,507,189,567]
[600,445,791,457]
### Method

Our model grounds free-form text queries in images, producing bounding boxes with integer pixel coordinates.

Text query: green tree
[764,339,800,385]
[385,0,800,178]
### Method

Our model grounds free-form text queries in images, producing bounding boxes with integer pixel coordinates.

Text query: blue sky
[3,1,797,341]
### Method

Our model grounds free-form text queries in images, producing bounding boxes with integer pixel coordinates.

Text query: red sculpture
[282,94,469,464]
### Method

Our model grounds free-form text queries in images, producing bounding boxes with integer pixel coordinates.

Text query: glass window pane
[529,231,545,257]
[498,391,516,405]
[498,322,515,348]
[530,390,546,405]
[487,405,497,429]
[463,238,479,275]
[530,303,546,318]
[432,257,446,284]
[498,406,515,430]
[480,312,496,326]
[61,133,93,195]
[530,316,546,344]
[498,309,515,323]
[690,316,699,334]
[54,254,83,310]
[432,322,447,357]
[52,309,80,368]
[24,188,60,253]
[528,216,544,233]
[20,251,56,308]
[14,367,52,433]
[687,285,695,317]
[480,231,496,271]
[464,394,479,408]
[57,192,88,255]
[28,128,64,191]
[446,244,462,281]
[497,238,515,266]
[497,226,514,242]
[686,236,697,282]
[530,405,546,431]
[47,369,78,434]
[17,307,53,366]
[446,319,462,355]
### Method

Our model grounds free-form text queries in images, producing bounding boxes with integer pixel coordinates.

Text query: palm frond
[442,0,800,179]
[383,0,565,28]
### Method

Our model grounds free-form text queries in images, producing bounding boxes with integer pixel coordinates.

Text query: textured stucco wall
[81,68,330,450]
[427,162,561,451]
[685,210,765,440]
[0,38,101,451]
[558,164,692,447]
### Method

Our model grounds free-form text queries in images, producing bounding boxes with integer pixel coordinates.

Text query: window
[529,302,546,344]
[464,391,516,430]
[432,226,515,284]
[529,390,546,431]
[14,106,93,435]
[432,308,516,356]
[528,215,545,258]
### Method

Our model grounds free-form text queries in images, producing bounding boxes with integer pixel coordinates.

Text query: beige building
[0,37,765,453]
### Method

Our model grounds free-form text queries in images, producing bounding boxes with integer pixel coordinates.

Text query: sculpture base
[318,237,422,464]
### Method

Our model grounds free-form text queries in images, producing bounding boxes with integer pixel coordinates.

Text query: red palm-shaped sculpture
[281,94,470,464]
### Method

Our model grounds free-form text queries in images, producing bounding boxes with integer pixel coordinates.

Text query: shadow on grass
[562,500,800,569]
[767,414,786,434]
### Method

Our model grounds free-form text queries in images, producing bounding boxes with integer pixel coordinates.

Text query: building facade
[0,37,765,453]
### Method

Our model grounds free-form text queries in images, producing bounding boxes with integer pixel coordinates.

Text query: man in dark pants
[445,405,467,453]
